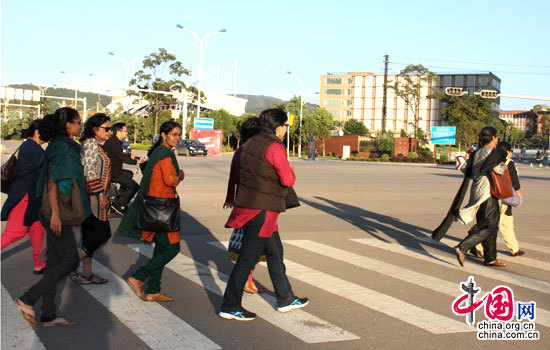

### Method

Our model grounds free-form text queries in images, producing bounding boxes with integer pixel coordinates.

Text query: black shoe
[277,297,310,312]
[33,268,44,275]
[219,307,256,321]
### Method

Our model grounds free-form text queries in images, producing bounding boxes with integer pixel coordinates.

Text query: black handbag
[136,194,180,232]
[1,145,21,194]
[285,186,300,209]
[41,177,87,225]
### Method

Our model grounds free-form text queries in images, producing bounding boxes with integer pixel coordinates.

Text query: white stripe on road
[209,241,473,334]
[284,240,550,328]
[1,283,46,350]
[352,238,550,294]
[127,244,359,344]
[419,236,550,271]
[85,260,220,350]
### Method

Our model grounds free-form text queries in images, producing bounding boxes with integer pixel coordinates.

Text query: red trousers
[1,194,46,269]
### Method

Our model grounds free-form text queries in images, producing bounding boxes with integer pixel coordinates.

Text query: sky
[2,0,549,110]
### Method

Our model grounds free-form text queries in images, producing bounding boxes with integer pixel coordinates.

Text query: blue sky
[2,0,549,110]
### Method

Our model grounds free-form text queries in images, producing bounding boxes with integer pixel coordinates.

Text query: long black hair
[21,119,42,139]
[80,113,111,143]
[259,109,287,134]
[239,117,260,144]
[478,126,498,147]
[147,121,182,157]
[38,107,80,142]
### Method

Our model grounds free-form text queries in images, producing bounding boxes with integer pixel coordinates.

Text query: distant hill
[236,94,319,115]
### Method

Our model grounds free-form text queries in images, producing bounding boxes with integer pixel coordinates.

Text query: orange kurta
[140,157,180,244]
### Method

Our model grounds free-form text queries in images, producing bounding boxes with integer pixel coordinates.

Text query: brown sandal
[16,299,38,327]
[41,317,77,327]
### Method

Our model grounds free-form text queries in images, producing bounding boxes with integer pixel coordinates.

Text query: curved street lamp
[108,52,149,89]
[287,71,304,158]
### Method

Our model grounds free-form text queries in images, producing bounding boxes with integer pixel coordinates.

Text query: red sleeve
[225,147,242,204]
[265,142,295,187]
[158,158,179,187]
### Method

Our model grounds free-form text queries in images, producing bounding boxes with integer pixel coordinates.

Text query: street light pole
[60,71,93,114]
[108,52,148,89]
[176,24,226,119]
[287,71,304,158]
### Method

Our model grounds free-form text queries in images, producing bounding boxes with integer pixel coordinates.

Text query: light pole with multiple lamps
[287,71,304,158]
[108,52,149,89]
[60,71,94,112]
[176,24,226,119]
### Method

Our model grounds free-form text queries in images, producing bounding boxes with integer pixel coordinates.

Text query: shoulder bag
[136,194,180,232]
[41,177,87,225]
[285,186,300,209]
[1,145,22,194]
[490,166,514,199]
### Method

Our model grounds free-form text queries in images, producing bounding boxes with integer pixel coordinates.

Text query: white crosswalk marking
[417,236,550,272]
[283,239,550,328]
[84,260,221,350]
[352,238,550,294]
[208,241,474,334]
[1,283,46,350]
[127,244,359,343]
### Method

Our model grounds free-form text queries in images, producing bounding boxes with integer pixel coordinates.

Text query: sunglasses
[98,126,112,132]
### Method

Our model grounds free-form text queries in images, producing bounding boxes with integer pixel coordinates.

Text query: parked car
[122,141,132,155]
[175,139,208,156]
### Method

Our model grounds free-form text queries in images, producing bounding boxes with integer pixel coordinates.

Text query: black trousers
[20,215,80,322]
[221,211,294,312]
[112,169,138,208]
[81,215,111,257]
[458,196,500,263]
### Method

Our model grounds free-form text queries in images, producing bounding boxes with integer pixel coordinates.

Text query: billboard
[189,128,223,156]
[431,126,456,145]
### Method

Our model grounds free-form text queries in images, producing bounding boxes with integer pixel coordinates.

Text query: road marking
[84,260,220,350]
[209,241,473,334]
[1,283,46,350]
[352,238,550,294]
[127,244,359,344]
[417,236,550,272]
[283,240,550,328]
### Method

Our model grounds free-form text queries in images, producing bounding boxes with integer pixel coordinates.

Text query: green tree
[532,104,550,148]
[302,108,333,140]
[129,48,192,136]
[343,119,369,136]
[375,133,394,154]
[390,64,437,151]
[400,129,408,137]
[204,109,237,146]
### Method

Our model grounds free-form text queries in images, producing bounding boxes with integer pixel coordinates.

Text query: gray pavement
[1,141,549,349]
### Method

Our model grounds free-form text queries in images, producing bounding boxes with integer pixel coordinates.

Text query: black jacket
[103,135,136,182]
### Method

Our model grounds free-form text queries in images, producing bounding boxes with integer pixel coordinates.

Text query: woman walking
[70,113,112,284]
[16,107,91,327]
[119,121,184,302]
[219,109,308,321]
[1,120,47,274]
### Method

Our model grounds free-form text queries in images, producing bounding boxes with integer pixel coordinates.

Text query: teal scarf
[118,145,180,241]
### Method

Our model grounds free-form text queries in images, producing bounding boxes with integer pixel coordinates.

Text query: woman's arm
[158,158,180,187]
[46,177,62,235]
[81,140,103,194]
[265,143,296,187]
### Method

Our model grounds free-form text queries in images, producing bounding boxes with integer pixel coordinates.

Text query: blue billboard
[431,126,456,145]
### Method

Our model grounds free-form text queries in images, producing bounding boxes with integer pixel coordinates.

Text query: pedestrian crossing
[2,234,549,348]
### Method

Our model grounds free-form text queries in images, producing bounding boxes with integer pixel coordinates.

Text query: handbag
[41,177,87,225]
[490,167,514,199]
[285,186,300,209]
[502,189,522,207]
[136,194,180,232]
[1,145,21,194]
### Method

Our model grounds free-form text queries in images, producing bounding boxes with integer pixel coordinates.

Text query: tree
[375,133,394,154]
[204,109,237,146]
[343,119,369,136]
[390,64,437,151]
[400,129,408,137]
[129,48,192,135]
[303,108,333,140]
[532,104,550,148]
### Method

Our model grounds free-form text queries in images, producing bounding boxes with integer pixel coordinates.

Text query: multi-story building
[499,110,538,134]
[319,71,501,138]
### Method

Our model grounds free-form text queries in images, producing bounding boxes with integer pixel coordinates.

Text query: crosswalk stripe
[352,238,550,294]
[84,260,221,350]
[209,241,474,334]
[416,236,550,272]
[127,244,359,343]
[283,239,550,328]
[1,283,46,350]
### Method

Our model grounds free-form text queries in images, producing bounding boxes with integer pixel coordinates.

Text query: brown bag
[41,177,87,226]
[1,145,21,194]
[490,167,514,199]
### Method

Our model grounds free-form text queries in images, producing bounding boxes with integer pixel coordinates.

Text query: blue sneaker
[277,297,309,312]
[219,307,256,321]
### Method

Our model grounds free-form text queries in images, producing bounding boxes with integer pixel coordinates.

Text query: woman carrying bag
[118,121,184,302]
[16,108,91,327]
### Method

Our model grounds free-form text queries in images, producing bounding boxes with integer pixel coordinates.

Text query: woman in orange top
[119,121,184,302]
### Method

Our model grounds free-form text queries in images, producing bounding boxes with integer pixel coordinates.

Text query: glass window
[467,75,475,88]
[455,76,464,86]
[479,76,489,86]
[325,99,342,107]
[347,78,353,85]
[345,110,352,117]
[346,89,353,95]
[326,77,342,85]
[328,110,341,117]
[325,89,342,95]
[492,78,500,90]
[346,100,352,106]
[442,76,452,86]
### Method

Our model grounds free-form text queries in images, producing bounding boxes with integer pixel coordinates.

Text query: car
[122,141,132,155]
[175,139,207,156]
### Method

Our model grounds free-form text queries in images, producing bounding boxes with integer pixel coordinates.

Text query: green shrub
[375,133,394,154]
[351,150,359,157]
[418,147,433,157]
[380,154,390,161]
[439,153,449,163]
[359,140,377,152]
[407,152,418,159]
[130,143,152,151]
[222,145,234,153]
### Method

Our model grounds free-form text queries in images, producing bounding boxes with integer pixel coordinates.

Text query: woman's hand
[223,201,234,209]
[178,170,185,181]
[50,212,62,235]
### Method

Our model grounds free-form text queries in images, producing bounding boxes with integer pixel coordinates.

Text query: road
[1,150,549,349]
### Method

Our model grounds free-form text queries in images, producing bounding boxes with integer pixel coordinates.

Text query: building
[319,71,501,138]
[499,110,538,134]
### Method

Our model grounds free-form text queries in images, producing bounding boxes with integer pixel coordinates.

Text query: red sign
[189,128,223,157]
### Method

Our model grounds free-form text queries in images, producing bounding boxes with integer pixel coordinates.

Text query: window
[325,99,342,107]
[479,76,489,86]
[325,89,342,95]
[467,75,475,89]
[346,100,352,107]
[345,110,352,117]
[347,78,353,85]
[326,77,342,85]
[442,76,452,87]
[492,78,500,90]
[346,89,352,95]
[328,110,341,117]
[455,76,464,86]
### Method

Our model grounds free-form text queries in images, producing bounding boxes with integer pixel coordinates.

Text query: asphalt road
[1,146,549,349]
